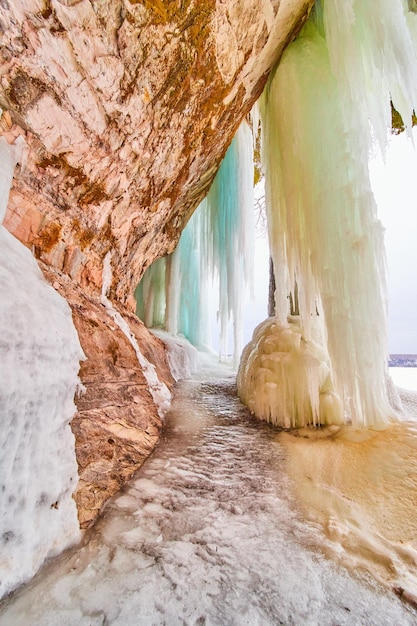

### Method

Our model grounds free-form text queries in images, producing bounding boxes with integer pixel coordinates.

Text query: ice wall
[150,329,199,382]
[239,0,417,428]
[136,121,255,367]
[0,138,84,598]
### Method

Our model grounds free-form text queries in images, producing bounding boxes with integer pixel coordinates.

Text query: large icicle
[207,122,255,363]
[136,121,255,368]
[238,0,417,428]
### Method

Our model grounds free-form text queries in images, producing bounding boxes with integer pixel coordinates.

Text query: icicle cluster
[239,0,417,428]
[136,121,255,367]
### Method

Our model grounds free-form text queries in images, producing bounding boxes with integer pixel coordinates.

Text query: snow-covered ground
[1,358,416,625]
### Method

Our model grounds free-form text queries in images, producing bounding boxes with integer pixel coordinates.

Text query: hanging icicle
[238,0,417,428]
[136,121,255,367]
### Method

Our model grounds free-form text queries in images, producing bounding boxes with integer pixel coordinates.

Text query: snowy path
[1,369,416,625]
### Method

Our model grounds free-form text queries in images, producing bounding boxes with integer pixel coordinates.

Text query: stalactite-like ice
[166,216,209,349]
[0,138,84,599]
[136,257,166,330]
[136,122,255,367]
[205,122,255,363]
[238,0,417,428]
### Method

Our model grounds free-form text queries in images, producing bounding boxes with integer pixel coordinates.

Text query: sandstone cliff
[1,0,313,526]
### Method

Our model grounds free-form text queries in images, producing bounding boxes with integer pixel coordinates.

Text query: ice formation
[239,0,417,428]
[0,138,84,598]
[136,121,255,367]
[237,317,343,428]
[102,253,171,417]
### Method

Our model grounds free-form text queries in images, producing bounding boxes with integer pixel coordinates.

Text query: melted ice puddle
[0,365,416,625]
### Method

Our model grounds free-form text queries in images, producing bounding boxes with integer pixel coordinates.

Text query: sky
[369,128,417,354]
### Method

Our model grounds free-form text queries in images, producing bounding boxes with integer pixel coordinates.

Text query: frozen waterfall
[238,0,417,428]
[136,121,255,368]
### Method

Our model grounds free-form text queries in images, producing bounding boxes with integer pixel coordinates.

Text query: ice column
[0,137,84,598]
[239,0,417,428]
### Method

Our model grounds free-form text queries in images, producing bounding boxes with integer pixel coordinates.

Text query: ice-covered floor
[1,364,416,625]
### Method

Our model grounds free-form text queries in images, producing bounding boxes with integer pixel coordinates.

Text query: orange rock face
[1,0,313,525]
[42,264,174,528]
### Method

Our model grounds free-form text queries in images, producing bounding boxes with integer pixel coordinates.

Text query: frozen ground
[0,362,416,625]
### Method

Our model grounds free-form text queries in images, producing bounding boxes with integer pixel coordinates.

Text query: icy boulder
[237,318,343,429]
[0,225,84,599]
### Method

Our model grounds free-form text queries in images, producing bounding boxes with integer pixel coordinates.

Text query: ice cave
[2,0,417,623]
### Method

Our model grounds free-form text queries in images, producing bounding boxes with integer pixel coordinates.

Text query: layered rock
[0,0,313,526]
[41,263,174,528]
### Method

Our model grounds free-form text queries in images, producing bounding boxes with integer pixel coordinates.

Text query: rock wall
[0,0,313,526]
[41,263,174,528]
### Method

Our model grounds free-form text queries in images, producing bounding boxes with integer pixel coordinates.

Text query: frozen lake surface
[1,365,416,625]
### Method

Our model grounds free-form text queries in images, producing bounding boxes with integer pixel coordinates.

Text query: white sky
[369,128,417,355]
